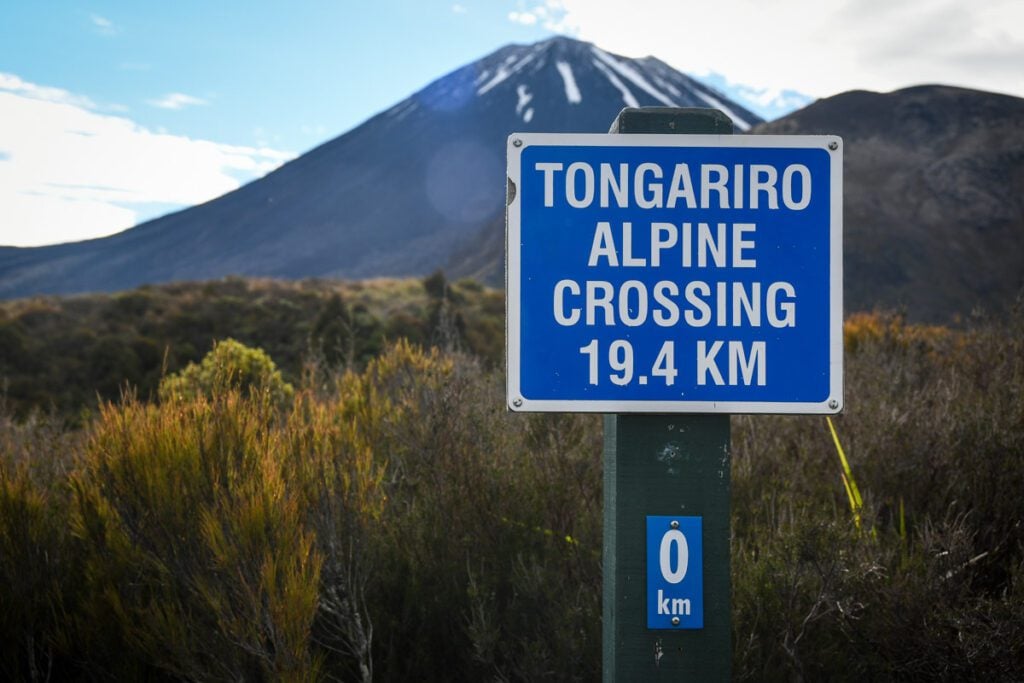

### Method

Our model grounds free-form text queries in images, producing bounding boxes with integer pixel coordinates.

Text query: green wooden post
[602,107,733,682]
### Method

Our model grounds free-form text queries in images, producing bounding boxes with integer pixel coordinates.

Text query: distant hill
[0,36,760,300]
[755,85,1024,321]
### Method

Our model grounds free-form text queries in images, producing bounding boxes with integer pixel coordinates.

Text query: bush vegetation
[0,273,503,421]
[1,277,1022,680]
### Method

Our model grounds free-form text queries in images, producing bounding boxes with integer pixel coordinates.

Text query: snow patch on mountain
[474,69,492,86]
[516,84,533,115]
[592,59,639,108]
[556,61,582,104]
[591,47,676,107]
[478,51,536,95]
[650,74,683,100]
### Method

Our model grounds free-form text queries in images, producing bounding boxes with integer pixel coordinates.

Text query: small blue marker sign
[647,515,703,629]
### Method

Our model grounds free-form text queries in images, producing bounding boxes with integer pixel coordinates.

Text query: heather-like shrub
[158,337,294,405]
[71,391,322,681]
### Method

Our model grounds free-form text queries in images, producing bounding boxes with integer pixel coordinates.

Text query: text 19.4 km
[579,339,768,388]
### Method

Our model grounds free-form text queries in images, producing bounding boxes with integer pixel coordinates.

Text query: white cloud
[508,11,538,25]
[451,3,468,14]
[525,0,1024,100]
[147,92,208,110]
[0,72,97,109]
[698,72,814,118]
[0,73,295,247]
[90,14,119,36]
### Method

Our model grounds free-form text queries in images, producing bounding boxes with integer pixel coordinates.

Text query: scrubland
[1,278,1022,680]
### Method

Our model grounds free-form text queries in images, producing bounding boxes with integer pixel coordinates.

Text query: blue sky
[1,2,554,154]
[2,0,1022,247]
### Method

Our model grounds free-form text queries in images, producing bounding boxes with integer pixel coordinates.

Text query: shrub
[71,390,322,681]
[158,338,294,406]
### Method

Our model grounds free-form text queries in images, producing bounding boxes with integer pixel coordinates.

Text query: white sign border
[506,133,843,415]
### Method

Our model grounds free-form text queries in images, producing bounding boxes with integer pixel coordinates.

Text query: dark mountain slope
[0,37,760,299]
[756,85,1024,320]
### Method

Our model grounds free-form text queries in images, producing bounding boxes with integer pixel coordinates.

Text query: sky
[2,0,1022,248]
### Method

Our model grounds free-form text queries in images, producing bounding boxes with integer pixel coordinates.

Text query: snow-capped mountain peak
[437,36,761,132]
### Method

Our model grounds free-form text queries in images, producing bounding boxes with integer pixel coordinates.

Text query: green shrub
[158,338,294,406]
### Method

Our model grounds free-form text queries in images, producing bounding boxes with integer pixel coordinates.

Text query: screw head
[671,617,681,626]
[828,398,839,410]
[512,138,523,147]
[670,520,680,529]
[828,140,839,151]
[512,398,523,408]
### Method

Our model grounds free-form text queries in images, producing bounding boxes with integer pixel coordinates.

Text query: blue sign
[647,515,703,629]
[507,133,843,414]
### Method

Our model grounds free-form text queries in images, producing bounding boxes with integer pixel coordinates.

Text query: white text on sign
[539,160,812,390]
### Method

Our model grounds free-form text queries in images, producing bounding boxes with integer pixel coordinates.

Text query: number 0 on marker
[659,529,689,584]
